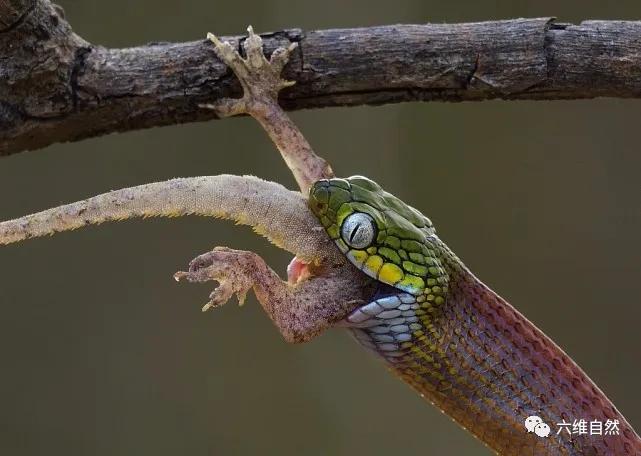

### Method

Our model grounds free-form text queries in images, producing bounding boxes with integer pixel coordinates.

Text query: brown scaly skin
[400,238,641,455]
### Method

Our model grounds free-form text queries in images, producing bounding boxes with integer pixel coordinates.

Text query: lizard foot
[202,25,298,118]
[174,246,258,312]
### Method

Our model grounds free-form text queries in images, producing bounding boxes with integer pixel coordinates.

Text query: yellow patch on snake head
[347,249,368,267]
[378,262,404,285]
[364,254,384,275]
[309,176,450,298]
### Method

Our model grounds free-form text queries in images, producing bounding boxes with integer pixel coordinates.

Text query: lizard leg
[174,247,376,343]
[203,26,333,194]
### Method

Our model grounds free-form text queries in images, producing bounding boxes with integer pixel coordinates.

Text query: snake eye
[341,212,376,249]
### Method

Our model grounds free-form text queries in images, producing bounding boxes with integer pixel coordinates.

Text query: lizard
[0,26,640,455]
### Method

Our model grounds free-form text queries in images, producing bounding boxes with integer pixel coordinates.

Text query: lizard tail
[0,174,340,264]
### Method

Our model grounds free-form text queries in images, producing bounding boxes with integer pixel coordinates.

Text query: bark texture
[2,1,641,155]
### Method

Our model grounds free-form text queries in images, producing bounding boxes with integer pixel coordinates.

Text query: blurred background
[1,1,640,454]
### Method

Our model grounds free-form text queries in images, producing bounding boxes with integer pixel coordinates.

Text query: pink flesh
[287,256,312,284]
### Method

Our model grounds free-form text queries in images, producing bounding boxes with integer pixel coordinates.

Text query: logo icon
[525,415,551,438]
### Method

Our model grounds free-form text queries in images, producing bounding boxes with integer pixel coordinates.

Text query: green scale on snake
[308,175,638,456]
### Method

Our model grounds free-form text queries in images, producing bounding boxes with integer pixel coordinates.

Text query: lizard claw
[243,25,267,69]
[269,42,298,79]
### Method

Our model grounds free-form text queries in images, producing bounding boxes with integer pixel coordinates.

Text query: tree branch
[2,1,641,156]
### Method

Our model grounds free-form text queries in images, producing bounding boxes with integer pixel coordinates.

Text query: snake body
[309,175,641,455]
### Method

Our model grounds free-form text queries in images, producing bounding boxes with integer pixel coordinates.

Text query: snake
[309,175,641,455]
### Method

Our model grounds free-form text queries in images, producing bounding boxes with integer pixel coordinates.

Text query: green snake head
[309,176,449,300]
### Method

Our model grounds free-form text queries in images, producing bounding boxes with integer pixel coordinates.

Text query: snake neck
[366,238,641,455]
